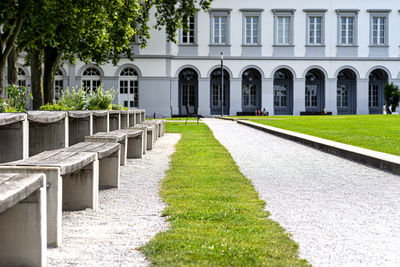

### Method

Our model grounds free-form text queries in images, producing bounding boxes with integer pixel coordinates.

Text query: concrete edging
[237,120,400,176]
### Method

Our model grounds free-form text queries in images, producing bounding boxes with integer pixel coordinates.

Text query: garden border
[223,118,400,175]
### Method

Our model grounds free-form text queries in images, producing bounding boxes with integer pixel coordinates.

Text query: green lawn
[235,115,400,156]
[140,122,308,266]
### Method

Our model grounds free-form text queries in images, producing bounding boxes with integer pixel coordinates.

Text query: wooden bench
[27,111,69,156]
[111,129,144,158]
[120,110,129,129]
[85,132,128,166]
[108,110,120,131]
[92,110,109,134]
[68,111,93,146]
[1,150,98,247]
[130,124,156,151]
[63,142,120,188]
[0,172,46,267]
[0,113,29,163]
[143,120,165,138]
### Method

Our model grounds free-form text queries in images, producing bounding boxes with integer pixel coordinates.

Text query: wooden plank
[27,111,67,123]
[0,173,44,213]
[113,129,142,138]
[65,142,119,159]
[0,113,26,126]
[90,132,126,142]
[5,150,96,175]
[91,110,108,117]
[68,111,91,119]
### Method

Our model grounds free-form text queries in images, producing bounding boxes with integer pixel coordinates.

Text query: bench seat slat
[89,132,126,142]
[27,111,67,123]
[0,113,26,126]
[0,173,44,213]
[64,142,119,159]
[111,129,142,138]
[5,150,97,175]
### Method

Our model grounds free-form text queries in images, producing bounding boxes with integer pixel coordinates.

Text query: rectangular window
[341,17,354,44]
[213,16,227,44]
[372,17,386,45]
[182,16,195,44]
[277,16,290,44]
[245,16,259,44]
[309,16,322,44]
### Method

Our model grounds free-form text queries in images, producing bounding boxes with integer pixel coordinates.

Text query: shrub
[4,84,32,112]
[384,83,400,112]
[39,103,71,111]
[87,85,116,110]
[58,87,88,110]
[0,97,7,112]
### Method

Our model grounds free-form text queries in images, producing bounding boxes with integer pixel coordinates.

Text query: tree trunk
[7,44,18,85]
[31,49,44,109]
[43,46,62,104]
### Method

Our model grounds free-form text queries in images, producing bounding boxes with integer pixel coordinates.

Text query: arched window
[82,67,101,93]
[54,69,64,100]
[18,68,27,87]
[210,69,230,115]
[119,67,139,108]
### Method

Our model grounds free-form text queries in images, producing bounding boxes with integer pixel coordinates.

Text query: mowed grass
[239,115,400,156]
[140,122,308,266]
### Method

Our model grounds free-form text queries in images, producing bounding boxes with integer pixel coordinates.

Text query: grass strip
[242,115,400,156]
[140,122,308,266]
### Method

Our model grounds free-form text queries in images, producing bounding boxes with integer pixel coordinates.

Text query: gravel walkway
[48,133,181,266]
[204,119,400,267]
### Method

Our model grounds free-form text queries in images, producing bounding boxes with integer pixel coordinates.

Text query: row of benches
[0,116,165,266]
[0,109,146,164]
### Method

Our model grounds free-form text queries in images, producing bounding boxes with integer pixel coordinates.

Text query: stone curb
[237,120,400,176]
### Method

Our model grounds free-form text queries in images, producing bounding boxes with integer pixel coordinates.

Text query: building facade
[14,0,400,117]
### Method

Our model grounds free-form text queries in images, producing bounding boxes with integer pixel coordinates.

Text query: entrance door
[179,68,198,115]
[181,84,196,115]
[119,68,139,109]
[368,69,387,114]
[337,69,357,115]
[305,69,325,113]
[273,69,293,115]
[210,69,230,115]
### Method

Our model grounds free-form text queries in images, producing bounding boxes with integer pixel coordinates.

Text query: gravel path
[48,133,181,266]
[204,119,400,267]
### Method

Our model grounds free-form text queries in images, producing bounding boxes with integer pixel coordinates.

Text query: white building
[15,0,400,117]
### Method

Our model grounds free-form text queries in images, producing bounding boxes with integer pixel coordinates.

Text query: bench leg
[62,160,99,211]
[99,150,120,188]
[0,167,62,247]
[142,131,147,154]
[120,139,127,166]
[127,136,143,158]
[0,186,47,267]
[147,131,153,150]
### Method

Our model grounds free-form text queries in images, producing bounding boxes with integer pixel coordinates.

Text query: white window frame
[240,9,263,46]
[272,9,295,46]
[336,10,359,46]
[119,68,139,108]
[304,9,327,46]
[180,14,197,45]
[82,67,101,94]
[367,10,390,46]
[209,9,231,46]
